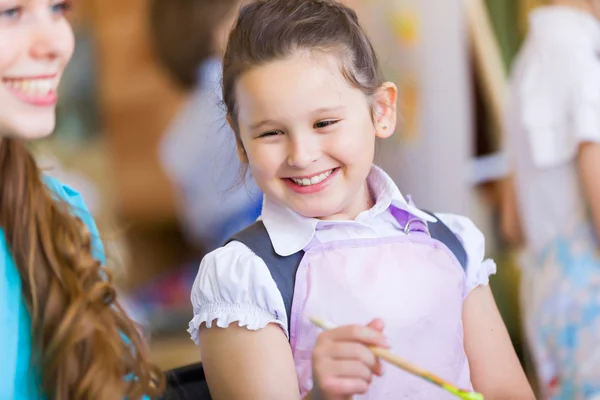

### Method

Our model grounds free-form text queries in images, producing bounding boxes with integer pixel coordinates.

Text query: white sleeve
[572,59,600,144]
[188,241,288,345]
[518,51,600,168]
[434,213,497,295]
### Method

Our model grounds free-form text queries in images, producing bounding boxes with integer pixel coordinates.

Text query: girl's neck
[317,181,374,221]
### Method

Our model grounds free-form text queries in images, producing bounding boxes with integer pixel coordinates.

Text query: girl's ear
[372,82,398,139]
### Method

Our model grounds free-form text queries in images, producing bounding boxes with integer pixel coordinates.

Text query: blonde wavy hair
[0,137,164,399]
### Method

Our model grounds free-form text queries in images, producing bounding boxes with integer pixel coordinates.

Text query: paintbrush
[309,317,484,400]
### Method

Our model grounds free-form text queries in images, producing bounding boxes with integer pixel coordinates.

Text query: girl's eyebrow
[312,105,346,114]
[249,119,278,130]
[249,106,346,130]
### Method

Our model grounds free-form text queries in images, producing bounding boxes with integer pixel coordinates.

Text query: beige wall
[90,0,185,225]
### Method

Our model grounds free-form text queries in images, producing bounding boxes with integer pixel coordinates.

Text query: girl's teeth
[3,78,57,96]
[291,170,333,186]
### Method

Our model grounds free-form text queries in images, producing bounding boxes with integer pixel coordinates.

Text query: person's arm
[190,241,302,399]
[463,286,535,399]
[577,142,600,240]
[199,323,301,400]
[498,176,524,248]
[434,213,533,398]
[200,319,387,400]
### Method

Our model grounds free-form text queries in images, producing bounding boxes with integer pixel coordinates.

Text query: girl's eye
[0,2,72,22]
[51,1,72,16]
[314,120,340,129]
[259,130,283,138]
[0,7,22,21]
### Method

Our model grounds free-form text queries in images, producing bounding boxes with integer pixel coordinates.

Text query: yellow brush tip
[461,392,484,400]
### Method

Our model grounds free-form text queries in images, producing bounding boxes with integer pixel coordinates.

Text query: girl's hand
[311,319,388,400]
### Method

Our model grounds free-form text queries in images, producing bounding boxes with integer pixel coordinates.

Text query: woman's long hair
[0,137,164,400]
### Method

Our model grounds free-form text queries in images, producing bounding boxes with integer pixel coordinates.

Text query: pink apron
[288,211,472,399]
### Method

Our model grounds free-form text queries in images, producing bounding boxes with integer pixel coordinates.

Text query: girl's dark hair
[150,0,241,89]
[222,0,384,140]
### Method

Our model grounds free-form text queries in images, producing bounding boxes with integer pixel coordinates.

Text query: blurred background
[35,0,545,379]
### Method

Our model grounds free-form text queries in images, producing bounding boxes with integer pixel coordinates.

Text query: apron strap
[226,221,303,334]
[390,207,468,271]
[423,210,468,271]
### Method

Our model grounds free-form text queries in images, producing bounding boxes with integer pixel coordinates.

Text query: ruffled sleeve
[188,241,288,345]
[435,213,497,295]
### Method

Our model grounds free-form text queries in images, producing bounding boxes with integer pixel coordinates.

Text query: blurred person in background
[506,0,600,398]
[150,0,262,252]
[0,0,163,399]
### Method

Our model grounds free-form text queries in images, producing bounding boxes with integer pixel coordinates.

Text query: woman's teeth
[290,170,333,186]
[3,77,58,96]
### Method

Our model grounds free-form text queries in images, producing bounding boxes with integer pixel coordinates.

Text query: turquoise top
[0,176,107,399]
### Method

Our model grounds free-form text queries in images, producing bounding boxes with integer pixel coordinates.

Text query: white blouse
[188,166,497,344]
[506,6,600,254]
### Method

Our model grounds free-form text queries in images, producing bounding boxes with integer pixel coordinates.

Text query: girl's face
[0,0,74,139]
[234,51,397,220]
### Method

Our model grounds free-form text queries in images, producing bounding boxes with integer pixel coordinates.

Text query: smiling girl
[188,1,535,399]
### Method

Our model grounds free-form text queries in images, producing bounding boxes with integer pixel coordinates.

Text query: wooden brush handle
[370,346,450,387]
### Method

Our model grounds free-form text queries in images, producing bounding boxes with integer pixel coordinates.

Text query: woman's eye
[0,7,22,21]
[51,1,72,16]
[314,120,339,129]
